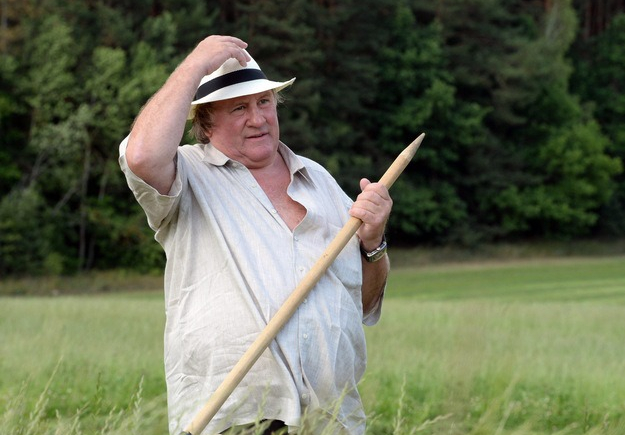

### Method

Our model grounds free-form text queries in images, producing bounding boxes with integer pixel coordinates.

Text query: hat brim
[188,77,295,119]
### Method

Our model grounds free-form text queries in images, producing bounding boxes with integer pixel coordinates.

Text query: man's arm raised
[125,35,250,194]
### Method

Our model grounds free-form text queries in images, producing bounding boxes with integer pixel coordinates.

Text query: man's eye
[232,105,245,112]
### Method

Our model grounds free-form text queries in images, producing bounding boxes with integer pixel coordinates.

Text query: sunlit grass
[2,256,625,433]
[0,294,166,423]
[361,256,625,434]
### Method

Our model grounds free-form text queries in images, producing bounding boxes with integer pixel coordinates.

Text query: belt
[221,419,287,434]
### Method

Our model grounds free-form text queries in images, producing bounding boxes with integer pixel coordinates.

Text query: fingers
[359,177,371,191]
[192,35,251,74]
[354,179,392,218]
[223,36,251,66]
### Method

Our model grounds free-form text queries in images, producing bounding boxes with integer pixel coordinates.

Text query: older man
[119,35,392,435]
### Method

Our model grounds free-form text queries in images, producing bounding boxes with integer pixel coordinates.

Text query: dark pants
[221,420,287,434]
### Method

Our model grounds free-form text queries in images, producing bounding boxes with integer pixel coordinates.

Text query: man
[119,35,392,434]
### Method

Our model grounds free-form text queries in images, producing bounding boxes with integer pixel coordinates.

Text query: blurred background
[1,0,624,278]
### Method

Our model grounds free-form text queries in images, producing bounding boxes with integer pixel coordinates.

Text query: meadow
[1,252,625,434]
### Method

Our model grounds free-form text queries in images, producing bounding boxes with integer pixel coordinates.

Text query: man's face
[208,91,280,169]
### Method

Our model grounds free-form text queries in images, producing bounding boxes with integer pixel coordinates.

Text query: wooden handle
[183,133,424,435]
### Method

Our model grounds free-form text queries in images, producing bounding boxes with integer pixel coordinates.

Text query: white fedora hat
[189,51,295,117]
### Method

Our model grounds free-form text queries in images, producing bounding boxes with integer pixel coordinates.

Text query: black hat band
[194,69,268,101]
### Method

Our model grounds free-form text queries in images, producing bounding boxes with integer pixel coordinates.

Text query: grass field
[1,253,625,434]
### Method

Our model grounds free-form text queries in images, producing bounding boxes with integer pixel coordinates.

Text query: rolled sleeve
[118,135,182,231]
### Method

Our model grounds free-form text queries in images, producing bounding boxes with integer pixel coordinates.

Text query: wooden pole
[182,133,425,435]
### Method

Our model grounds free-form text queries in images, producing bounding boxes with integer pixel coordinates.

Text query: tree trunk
[78,140,91,271]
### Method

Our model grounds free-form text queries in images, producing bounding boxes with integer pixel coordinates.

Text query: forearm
[126,60,205,193]
[361,252,390,315]
[131,60,204,152]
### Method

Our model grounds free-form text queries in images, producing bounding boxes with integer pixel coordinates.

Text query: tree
[0,187,56,276]
[1,0,624,277]
[572,0,625,38]
[571,13,625,235]
[0,6,176,274]
[495,121,622,236]
[288,0,399,193]
[0,54,24,194]
[427,0,621,240]
[373,3,488,244]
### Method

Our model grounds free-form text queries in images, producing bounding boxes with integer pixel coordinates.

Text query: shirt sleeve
[118,135,183,231]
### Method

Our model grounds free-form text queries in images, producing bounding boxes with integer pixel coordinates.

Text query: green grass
[0,293,168,433]
[2,254,625,434]
[361,256,625,434]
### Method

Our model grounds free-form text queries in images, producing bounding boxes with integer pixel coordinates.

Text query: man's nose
[247,106,265,125]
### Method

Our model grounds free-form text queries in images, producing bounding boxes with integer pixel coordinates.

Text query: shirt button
[303,298,308,304]
[294,236,299,241]
[301,393,308,400]
[271,209,277,214]
[298,267,305,273]
[303,333,308,339]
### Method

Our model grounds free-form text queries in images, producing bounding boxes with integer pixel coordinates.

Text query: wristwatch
[360,235,388,263]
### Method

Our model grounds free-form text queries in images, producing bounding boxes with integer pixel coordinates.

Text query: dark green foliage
[0,0,623,275]
[0,55,26,193]
[0,187,55,275]
[571,13,625,235]
[495,121,622,236]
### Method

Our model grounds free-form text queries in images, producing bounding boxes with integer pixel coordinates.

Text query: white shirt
[119,138,382,434]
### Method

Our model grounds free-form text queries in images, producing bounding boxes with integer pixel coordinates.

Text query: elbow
[125,136,165,182]
[125,137,150,175]
[124,135,176,195]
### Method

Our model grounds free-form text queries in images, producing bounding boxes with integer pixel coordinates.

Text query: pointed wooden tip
[377,133,425,189]
[402,133,425,159]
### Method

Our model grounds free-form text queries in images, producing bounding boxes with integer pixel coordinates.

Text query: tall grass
[2,256,625,434]
[0,294,168,433]
[361,256,625,434]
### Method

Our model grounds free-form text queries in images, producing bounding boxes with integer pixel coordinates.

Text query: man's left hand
[349,178,393,251]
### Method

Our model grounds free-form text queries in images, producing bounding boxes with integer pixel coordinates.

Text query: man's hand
[189,35,251,75]
[350,178,393,250]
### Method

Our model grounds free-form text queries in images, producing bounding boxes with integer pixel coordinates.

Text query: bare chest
[256,176,306,231]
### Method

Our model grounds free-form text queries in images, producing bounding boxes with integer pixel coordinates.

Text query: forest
[0,0,624,276]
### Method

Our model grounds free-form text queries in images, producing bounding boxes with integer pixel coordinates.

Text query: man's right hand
[189,35,251,75]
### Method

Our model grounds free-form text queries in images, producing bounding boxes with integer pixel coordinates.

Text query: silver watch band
[360,235,387,263]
